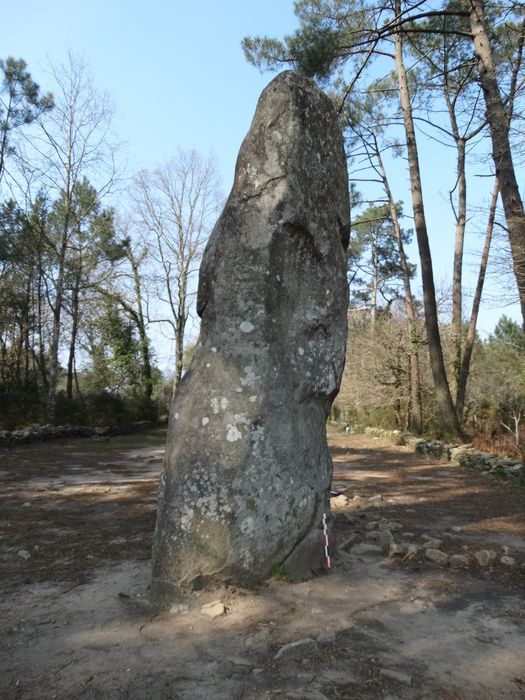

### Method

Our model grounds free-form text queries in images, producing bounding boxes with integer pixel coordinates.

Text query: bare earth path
[1,429,524,699]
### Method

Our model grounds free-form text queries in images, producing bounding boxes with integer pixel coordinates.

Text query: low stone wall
[360,426,524,483]
[0,420,156,447]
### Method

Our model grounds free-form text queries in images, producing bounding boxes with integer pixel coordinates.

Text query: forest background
[1,0,524,453]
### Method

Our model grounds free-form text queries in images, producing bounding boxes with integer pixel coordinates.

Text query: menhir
[151,70,349,603]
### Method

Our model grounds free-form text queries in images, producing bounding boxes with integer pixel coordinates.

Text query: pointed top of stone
[231,69,350,249]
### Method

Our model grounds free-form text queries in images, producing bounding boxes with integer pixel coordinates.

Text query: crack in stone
[240,175,285,201]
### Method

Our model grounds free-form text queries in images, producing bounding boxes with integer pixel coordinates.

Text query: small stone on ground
[474,549,497,566]
[200,601,226,618]
[450,554,469,567]
[425,548,449,566]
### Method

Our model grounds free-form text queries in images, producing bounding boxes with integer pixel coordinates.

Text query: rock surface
[450,554,470,567]
[274,638,318,660]
[424,548,449,566]
[475,549,497,566]
[151,71,349,602]
[379,668,413,686]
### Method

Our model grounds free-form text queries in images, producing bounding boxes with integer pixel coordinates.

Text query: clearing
[1,428,524,699]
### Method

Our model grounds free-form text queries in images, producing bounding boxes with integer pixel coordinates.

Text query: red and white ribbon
[322,512,331,569]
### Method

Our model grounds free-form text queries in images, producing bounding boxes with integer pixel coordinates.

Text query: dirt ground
[1,428,525,700]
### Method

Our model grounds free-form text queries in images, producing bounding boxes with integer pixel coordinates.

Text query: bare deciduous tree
[24,53,118,423]
[132,149,222,392]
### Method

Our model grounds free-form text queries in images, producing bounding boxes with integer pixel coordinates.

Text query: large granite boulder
[151,71,349,603]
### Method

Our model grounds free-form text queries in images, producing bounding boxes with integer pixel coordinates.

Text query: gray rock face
[424,548,449,566]
[474,549,497,566]
[151,71,350,602]
[274,637,318,660]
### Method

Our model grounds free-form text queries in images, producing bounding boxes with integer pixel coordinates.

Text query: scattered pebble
[389,543,408,557]
[474,550,497,567]
[379,520,403,532]
[500,556,516,567]
[200,601,226,618]
[367,494,383,505]
[348,495,366,508]
[450,554,469,568]
[425,548,449,566]
[350,543,383,558]
[366,529,394,554]
[405,543,420,557]
[330,494,349,509]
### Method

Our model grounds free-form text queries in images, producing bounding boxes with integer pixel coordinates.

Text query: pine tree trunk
[394,0,462,437]
[451,137,467,395]
[371,237,378,327]
[375,141,423,433]
[469,0,525,329]
[456,180,498,419]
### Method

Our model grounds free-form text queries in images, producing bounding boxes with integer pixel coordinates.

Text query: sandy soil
[1,428,524,699]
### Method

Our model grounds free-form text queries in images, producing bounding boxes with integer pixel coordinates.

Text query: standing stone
[151,71,350,603]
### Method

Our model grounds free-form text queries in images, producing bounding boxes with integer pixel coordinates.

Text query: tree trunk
[22,275,33,386]
[469,0,525,328]
[47,290,63,424]
[371,236,378,327]
[456,180,498,419]
[66,280,80,401]
[451,137,467,395]
[0,94,12,186]
[374,139,423,433]
[37,267,48,392]
[394,0,462,437]
[173,271,188,395]
[47,273,64,424]
[47,213,69,424]
[440,42,470,398]
[129,252,153,401]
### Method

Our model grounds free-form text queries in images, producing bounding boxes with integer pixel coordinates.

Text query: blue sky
[2,1,297,178]
[2,0,521,346]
